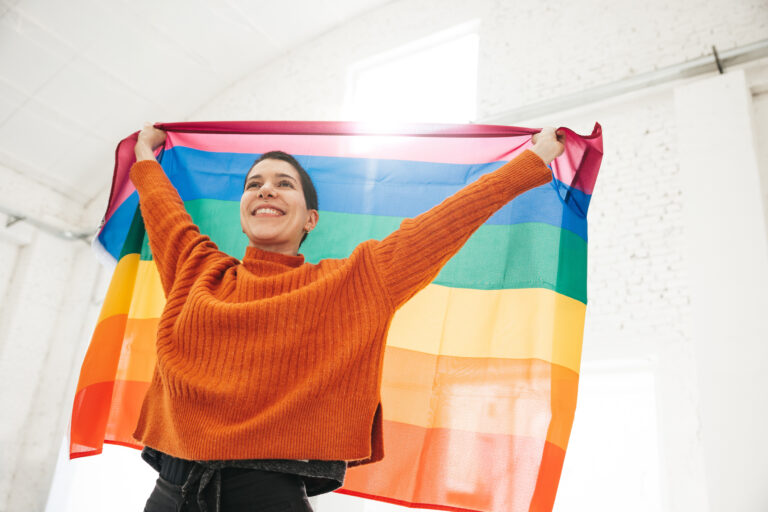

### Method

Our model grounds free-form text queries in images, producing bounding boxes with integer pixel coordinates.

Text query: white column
[674,68,768,512]
[0,225,103,511]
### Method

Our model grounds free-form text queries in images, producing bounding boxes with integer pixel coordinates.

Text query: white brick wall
[191,0,768,122]
[185,3,768,508]
[554,91,707,511]
[754,90,768,236]
[673,70,768,511]
[0,176,107,512]
[0,226,106,511]
[2,0,767,510]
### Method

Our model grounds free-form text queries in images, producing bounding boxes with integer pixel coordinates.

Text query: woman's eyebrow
[246,173,297,182]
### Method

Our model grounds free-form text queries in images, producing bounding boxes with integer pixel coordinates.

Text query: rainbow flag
[70,121,603,512]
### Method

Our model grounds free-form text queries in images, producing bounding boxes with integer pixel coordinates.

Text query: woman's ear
[304,210,319,233]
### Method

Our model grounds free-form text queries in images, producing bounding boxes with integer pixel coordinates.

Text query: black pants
[143,453,314,512]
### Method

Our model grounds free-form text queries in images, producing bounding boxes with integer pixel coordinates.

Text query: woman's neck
[247,240,300,257]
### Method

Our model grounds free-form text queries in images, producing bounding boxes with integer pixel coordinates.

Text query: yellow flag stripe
[103,259,584,372]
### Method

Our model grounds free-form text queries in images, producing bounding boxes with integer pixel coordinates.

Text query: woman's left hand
[135,123,167,162]
[530,127,565,165]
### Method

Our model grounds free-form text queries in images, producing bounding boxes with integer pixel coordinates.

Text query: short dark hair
[244,151,318,245]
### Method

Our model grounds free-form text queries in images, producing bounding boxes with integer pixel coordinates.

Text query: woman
[132,124,564,512]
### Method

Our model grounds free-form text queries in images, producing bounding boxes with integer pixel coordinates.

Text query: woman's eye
[279,181,293,187]
[248,182,260,189]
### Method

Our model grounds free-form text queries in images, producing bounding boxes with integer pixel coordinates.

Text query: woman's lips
[251,206,285,217]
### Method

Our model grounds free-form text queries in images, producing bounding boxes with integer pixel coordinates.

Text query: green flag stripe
[137,199,587,302]
[119,205,147,259]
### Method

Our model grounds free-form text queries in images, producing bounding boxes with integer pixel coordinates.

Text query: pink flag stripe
[103,132,138,229]
[157,120,545,137]
[103,121,602,226]
[165,132,531,165]
[552,124,602,195]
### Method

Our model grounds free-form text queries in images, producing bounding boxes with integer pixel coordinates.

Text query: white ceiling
[0,0,392,207]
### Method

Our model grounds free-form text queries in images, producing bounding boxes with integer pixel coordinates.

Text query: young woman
[132,124,564,512]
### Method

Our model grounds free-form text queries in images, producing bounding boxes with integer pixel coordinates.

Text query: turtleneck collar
[241,246,305,275]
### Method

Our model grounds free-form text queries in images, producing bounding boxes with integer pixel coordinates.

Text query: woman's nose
[258,181,276,197]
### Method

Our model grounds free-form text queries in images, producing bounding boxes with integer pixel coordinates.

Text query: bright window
[345,22,479,124]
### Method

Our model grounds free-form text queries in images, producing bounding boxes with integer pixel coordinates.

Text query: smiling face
[240,158,319,256]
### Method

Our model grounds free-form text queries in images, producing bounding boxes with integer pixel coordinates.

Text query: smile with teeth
[253,207,284,217]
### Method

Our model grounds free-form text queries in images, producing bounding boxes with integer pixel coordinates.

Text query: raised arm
[372,128,565,309]
[129,125,223,295]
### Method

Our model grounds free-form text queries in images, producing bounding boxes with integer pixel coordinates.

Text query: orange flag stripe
[342,419,565,512]
[75,314,127,394]
[75,316,158,393]
[75,337,576,448]
[71,379,150,456]
[382,347,577,450]
[71,379,566,512]
[71,380,115,455]
[104,379,153,442]
[113,317,158,383]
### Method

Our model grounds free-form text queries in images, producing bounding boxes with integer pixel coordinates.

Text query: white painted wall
[0,203,108,512]
[674,70,768,512]
[519,83,712,512]
[1,0,767,511]
[188,0,768,122]
[754,77,768,238]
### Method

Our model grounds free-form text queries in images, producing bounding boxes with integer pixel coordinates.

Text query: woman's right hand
[530,127,565,165]
[135,123,167,162]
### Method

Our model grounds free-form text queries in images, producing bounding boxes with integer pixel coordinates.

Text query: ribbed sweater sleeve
[129,159,222,295]
[372,149,553,309]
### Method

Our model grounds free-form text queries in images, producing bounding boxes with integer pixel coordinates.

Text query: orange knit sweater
[129,149,551,465]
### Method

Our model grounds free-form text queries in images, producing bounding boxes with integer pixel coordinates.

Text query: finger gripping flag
[71,120,603,512]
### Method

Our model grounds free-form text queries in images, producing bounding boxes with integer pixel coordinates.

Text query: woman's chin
[247,234,293,250]
[249,236,282,246]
